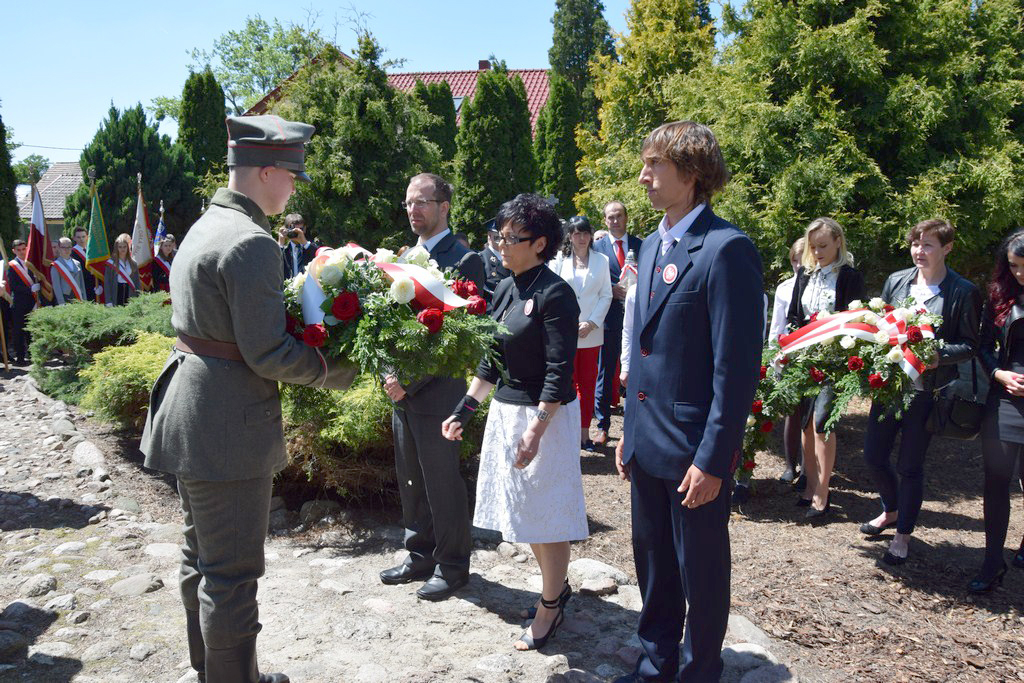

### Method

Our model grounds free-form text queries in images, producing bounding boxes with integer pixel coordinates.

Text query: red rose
[302,323,328,347]
[285,313,303,340]
[752,400,763,414]
[868,373,885,389]
[331,291,361,322]
[759,365,767,380]
[452,279,480,299]
[417,307,444,334]
[847,356,864,371]
[779,355,790,365]
[465,295,486,315]
[759,420,774,433]
[810,312,819,323]
[463,280,479,297]
[743,459,756,471]
[883,304,895,312]
[906,326,923,343]
[809,367,825,383]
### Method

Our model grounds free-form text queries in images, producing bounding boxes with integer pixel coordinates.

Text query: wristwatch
[536,409,550,422]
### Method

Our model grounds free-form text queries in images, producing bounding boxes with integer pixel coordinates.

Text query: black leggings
[980,438,1024,571]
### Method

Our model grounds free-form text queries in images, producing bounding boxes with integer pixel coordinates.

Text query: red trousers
[573,346,601,428]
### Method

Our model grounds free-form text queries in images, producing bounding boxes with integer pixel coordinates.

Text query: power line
[16,144,82,151]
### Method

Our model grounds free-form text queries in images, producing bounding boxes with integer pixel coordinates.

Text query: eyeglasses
[401,199,441,210]
[497,233,535,246]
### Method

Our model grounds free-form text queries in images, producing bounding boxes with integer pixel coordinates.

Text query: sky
[1,0,636,166]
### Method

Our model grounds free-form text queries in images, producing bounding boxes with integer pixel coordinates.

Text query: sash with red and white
[52,259,84,300]
[72,245,87,261]
[778,307,936,381]
[154,255,171,278]
[7,259,34,289]
[108,259,137,291]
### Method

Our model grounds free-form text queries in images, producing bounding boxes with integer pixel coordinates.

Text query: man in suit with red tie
[592,201,642,445]
[5,240,41,365]
[614,122,763,682]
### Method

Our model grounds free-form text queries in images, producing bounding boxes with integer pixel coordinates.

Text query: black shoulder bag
[928,359,985,440]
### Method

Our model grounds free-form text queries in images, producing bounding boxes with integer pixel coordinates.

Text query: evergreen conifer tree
[451,67,538,239]
[412,80,457,165]
[0,111,19,245]
[64,104,201,246]
[548,0,616,130]
[179,68,227,178]
[274,34,439,249]
[534,74,582,215]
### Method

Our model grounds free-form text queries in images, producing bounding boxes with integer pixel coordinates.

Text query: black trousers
[630,459,730,682]
[980,438,1024,571]
[595,300,625,431]
[10,303,33,361]
[862,392,935,535]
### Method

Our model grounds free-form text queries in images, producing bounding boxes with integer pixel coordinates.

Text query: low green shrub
[26,294,173,402]
[80,332,174,430]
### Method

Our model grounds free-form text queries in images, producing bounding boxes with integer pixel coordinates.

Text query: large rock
[299,499,341,524]
[53,541,87,555]
[42,594,76,611]
[727,614,775,650]
[51,418,77,439]
[568,558,629,586]
[72,442,105,469]
[81,639,120,661]
[143,543,179,559]
[28,640,75,665]
[111,574,164,597]
[20,574,56,598]
[740,664,798,683]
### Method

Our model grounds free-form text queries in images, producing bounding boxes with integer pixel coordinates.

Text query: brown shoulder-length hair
[641,121,728,206]
[112,233,136,266]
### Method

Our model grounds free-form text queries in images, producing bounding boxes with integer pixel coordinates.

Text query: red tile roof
[387,69,550,132]
[18,162,83,221]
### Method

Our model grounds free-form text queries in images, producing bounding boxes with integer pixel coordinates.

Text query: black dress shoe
[804,496,830,521]
[968,563,1007,592]
[795,496,812,507]
[379,563,434,585]
[416,574,468,601]
[882,549,908,566]
[860,519,895,535]
[581,439,596,451]
[1014,544,1024,569]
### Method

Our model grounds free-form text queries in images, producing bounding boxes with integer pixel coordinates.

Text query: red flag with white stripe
[25,185,54,301]
[131,185,154,290]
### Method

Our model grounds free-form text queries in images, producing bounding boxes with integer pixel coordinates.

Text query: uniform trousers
[573,346,601,429]
[595,300,625,430]
[630,459,731,682]
[177,476,273,650]
[862,393,934,535]
[392,406,471,579]
[10,303,33,362]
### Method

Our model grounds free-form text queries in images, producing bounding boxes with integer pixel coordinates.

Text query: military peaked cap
[225,115,315,182]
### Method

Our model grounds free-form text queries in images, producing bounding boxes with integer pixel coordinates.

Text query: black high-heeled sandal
[968,563,1008,593]
[520,579,571,620]
[515,595,565,651]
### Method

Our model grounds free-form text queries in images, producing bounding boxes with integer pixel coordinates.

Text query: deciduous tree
[12,154,50,185]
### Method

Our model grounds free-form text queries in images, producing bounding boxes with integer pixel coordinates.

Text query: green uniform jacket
[141,188,355,481]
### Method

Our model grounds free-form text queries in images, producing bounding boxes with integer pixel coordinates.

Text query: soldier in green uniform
[142,115,356,683]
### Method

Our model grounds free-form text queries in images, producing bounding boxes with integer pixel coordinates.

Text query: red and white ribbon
[778,307,935,381]
[374,261,468,311]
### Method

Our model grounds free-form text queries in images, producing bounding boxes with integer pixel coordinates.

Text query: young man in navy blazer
[614,121,763,682]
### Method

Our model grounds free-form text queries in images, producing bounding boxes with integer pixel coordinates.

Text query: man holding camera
[280,214,318,279]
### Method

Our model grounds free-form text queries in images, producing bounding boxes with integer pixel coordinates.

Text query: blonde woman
[785,218,864,520]
[103,233,141,306]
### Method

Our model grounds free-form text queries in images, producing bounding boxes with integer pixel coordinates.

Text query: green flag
[85,185,110,280]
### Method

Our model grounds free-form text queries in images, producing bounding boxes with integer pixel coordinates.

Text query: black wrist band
[450,395,480,424]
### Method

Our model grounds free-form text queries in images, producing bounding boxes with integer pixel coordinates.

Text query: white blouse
[801,263,839,318]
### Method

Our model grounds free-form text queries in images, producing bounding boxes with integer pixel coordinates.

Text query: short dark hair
[641,121,728,205]
[603,200,627,218]
[284,213,304,227]
[908,218,955,247]
[73,226,87,236]
[561,215,594,256]
[496,194,562,262]
[410,173,453,204]
[11,239,26,248]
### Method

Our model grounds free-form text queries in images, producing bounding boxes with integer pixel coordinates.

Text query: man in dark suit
[614,122,763,683]
[380,173,485,601]
[280,213,318,279]
[70,226,99,302]
[5,240,40,365]
[478,219,510,303]
[592,201,642,445]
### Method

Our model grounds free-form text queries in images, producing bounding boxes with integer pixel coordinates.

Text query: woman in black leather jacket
[971,229,1024,591]
[860,219,981,566]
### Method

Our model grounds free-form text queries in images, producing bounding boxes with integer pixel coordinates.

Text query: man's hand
[678,464,722,509]
[612,281,628,301]
[441,416,463,441]
[615,438,630,481]
[383,374,407,401]
[619,370,628,388]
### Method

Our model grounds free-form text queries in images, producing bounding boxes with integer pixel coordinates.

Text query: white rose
[863,312,879,325]
[840,335,856,349]
[869,297,886,311]
[886,346,904,363]
[426,265,445,282]
[325,250,350,269]
[287,272,306,294]
[891,308,909,322]
[319,263,344,287]
[820,335,836,345]
[847,299,863,310]
[874,330,890,344]
[389,277,416,304]
[746,415,756,428]
[374,248,397,264]
[403,245,430,267]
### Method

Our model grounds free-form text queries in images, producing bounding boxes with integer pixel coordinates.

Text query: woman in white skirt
[443,194,588,652]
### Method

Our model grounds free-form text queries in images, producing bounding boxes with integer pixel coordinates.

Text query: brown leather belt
[175,333,244,362]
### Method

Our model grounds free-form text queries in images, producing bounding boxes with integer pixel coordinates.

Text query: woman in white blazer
[550,216,613,449]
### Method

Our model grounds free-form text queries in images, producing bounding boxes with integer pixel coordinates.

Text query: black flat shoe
[796,496,813,507]
[804,496,830,521]
[379,563,434,585]
[860,519,896,535]
[968,563,1007,592]
[416,574,468,601]
[882,550,908,566]
[793,473,807,489]
[515,595,565,651]
[581,440,596,451]
[520,578,571,620]
[1014,545,1024,569]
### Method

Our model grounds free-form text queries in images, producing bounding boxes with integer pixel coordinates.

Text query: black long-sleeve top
[477,263,580,405]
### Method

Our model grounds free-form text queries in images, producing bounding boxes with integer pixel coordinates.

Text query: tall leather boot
[186,610,206,682]
[205,637,289,683]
